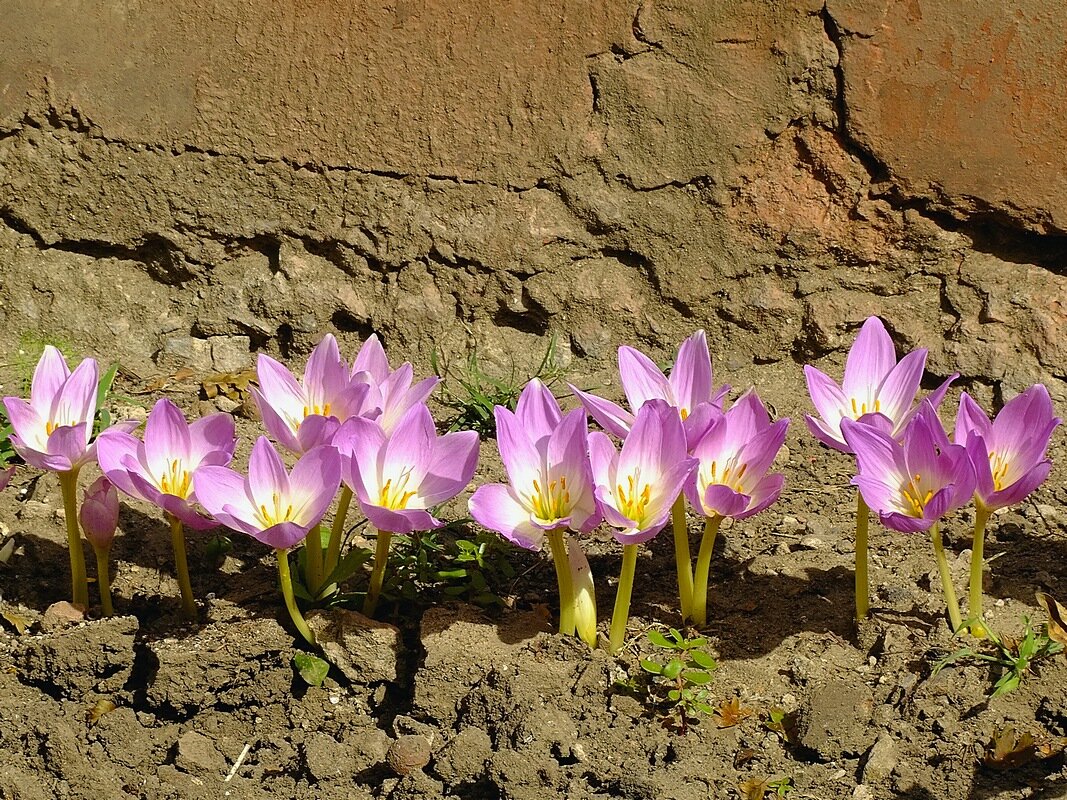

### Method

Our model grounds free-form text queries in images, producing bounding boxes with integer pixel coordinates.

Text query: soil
[0,358,1065,800]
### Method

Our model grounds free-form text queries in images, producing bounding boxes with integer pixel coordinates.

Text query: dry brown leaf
[1036,592,1067,647]
[139,367,197,394]
[88,699,117,725]
[715,697,755,729]
[733,747,757,768]
[201,369,257,401]
[983,726,1037,770]
[737,777,767,800]
[1,609,31,634]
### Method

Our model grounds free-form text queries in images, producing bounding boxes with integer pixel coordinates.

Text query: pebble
[386,735,431,776]
[798,535,825,550]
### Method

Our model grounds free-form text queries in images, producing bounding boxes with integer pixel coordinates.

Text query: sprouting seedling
[639,628,718,734]
[933,615,1064,698]
[439,529,516,608]
[431,335,565,438]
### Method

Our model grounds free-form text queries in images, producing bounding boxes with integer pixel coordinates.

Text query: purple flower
[842,402,976,533]
[589,400,697,544]
[333,403,479,534]
[684,391,790,519]
[571,330,728,447]
[0,466,14,493]
[96,398,238,530]
[350,335,439,434]
[80,476,119,550]
[2,346,129,472]
[805,317,956,453]
[954,385,1061,512]
[193,437,341,550]
[469,405,601,551]
[252,334,372,454]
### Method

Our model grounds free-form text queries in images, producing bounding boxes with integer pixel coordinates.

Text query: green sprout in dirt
[933,616,1064,698]
[639,628,718,734]
[430,335,565,437]
[438,529,516,608]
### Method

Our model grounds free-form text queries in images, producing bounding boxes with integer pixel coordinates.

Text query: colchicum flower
[80,476,119,616]
[334,403,479,616]
[469,382,601,644]
[684,390,789,626]
[843,402,976,631]
[570,330,729,621]
[96,397,238,619]
[953,385,1061,635]
[350,334,439,434]
[2,346,136,608]
[803,316,956,621]
[194,437,341,643]
[251,334,371,454]
[588,400,697,652]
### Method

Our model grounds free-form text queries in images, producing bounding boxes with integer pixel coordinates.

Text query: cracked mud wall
[1,0,1066,402]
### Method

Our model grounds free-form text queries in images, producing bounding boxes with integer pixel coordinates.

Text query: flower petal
[96,429,148,499]
[569,385,633,440]
[193,466,255,522]
[250,386,302,454]
[363,505,438,535]
[380,403,435,491]
[334,417,386,503]
[46,424,90,471]
[804,366,849,446]
[247,437,290,510]
[302,334,349,412]
[29,346,71,414]
[3,396,48,453]
[188,412,237,468]
[618,345,672,412]
[494,406,542,495]
[735,472,785,519]
[255,354,306,429]
[877,348,927,429]
[51,357,98,430]
[420,430,479,506]
[469,483,545,550]
[701,484,750,518]
[143,398,192,480]
[351,334,391,383]
[255,521,312,550]
[842,316,896,399]
[288,445,342,528]
[954,392,991,446]
[515,378,563,447]
[669,330,713,414]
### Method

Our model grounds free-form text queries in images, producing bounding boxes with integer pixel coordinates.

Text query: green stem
[931,522,963,633]
[93,544,114,616]
[609,544,639,654]
[362,529,393,617]
[58,469,89,608]
[691,515,723,627]
[671,496,694,620]
[276,549,314,644]
[167,513,197,621]
[855,493,870,621]
[304,524,324,598]
[546,528,575,635]
[325,485,353,577]
[969,507,991,638]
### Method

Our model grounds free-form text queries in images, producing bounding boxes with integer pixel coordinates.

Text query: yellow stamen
[302,401,332,419]
[255,491,295,528]
[616,470,652,525]
[46,420,58,436]
[159,458,193,498]
[989,452,1010,492]
[528,474,571,522]
[378,470,418,510]
[901,473,934,517]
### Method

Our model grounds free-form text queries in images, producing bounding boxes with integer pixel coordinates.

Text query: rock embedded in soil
[13,614,137,698]
[175,730,228,777]
[434,726,492,787]
[385,734,432,777]
[795,679,876,760]
[305,608,400,685]
[860,734,899,784]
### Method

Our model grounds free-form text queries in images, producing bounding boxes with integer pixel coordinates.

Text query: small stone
[41,601,85,630]
[176,730,227,776]
[159,336,213,372]
[214,395,241,414]
[386,735,431,776]
[861,734,898,783]
[798,535,825,550]
[779,515,803,535]
[306,608,400,685]
[209,336,251,372]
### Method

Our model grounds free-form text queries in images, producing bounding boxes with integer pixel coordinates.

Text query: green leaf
[647,630,673,649]
[323,545,373,587]
[689,651,717,670]
[95,363,119,408]
[667,689,681,702]
[293,652,330,687]
[662,659,684,681]
[686,670,714,685]
[639,659,663,675]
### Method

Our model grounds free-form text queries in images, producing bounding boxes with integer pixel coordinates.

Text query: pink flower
[350,335,439,434]
[805,317,956,453]
[96,398,237,530]
[193,437,341,550]
[954,385,1061,512]
[334,403,479,534]
[80,476,119,550]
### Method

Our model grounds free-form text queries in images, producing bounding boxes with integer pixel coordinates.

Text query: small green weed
[640,628,718,734]
[430,335,565,437]
[934,616,1064,698]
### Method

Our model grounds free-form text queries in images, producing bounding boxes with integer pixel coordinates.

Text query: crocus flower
[80,475,120,617]
[335,403,479,535]
[80,476,119,551]
[844,402,976,632]
[469,398,600,641]
[571,330,728,447]
[589,400,697,544]
[954,386,1061,513]
[685,391,790,521]
[3,346,102,472]
[953,385,1060,636]
[589,400,697,651]
[193,437,341,551]
[0,466,13,493]
[96,398,237,530]
[804,316,956,453]
[843,402,975,534]
[252,334,371,454]
[350,334,439,434]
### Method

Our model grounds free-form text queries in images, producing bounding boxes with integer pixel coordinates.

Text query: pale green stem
[363,529,393,617]
[276,549,314,644]
[167,513,197,621]
[546,528,575,635]
[609,544,639,654]
[691,515,723,627]
[969,507,991,638]
[855,493,870,621]
[324,485,353,577]
[93,544,114,617]
[57,469,89,608]
[930,522,963,633]
[304,524,324,598]
[671,496,694,620]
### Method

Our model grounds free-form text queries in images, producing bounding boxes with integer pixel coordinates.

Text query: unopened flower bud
[80,476,119,550]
